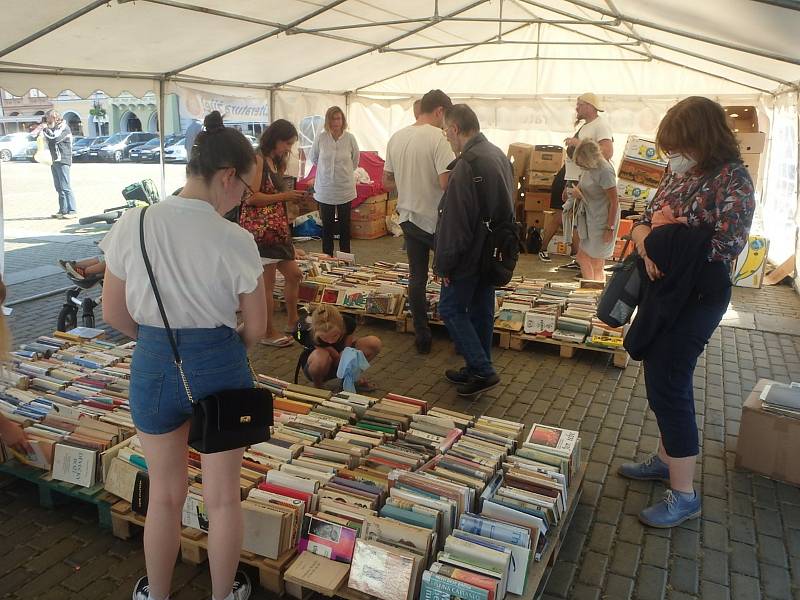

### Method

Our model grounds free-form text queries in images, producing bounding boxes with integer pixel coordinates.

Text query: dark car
[71,137,96,161]
[98,132,158,162]
[85,136,109,161]
[129,134,182,162]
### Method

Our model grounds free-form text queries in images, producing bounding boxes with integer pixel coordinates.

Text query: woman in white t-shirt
[101,111,266,600]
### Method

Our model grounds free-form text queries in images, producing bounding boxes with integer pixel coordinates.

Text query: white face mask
[668,153,697,175]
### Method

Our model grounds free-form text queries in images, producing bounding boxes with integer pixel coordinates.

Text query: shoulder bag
[139,206,273,453]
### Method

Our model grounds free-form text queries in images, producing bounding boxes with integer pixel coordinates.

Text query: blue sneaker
[617,454,670,483]
[639,489,701,528]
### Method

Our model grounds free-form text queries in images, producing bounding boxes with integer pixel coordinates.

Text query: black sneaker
[232,570,252,600]
[445,367,470,384]
[415,335,432,354]
[457,373,500,397]
[538,251,551,262]
[132,576,150,600]
[561,260,580,270]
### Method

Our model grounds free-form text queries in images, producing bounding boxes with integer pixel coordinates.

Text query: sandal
[259,336,293,348]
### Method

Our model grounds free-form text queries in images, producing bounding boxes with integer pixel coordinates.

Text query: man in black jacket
[434,104,515,396]
[40,110,77,219]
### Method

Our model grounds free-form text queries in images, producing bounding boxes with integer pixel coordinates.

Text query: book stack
[760,382,800,419]
[586,318,625,350]
[495,300,533,332]
[524,303,560,336]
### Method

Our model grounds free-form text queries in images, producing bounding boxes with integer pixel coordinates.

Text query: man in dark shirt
[434,104,515,397]
[39,110,77,218]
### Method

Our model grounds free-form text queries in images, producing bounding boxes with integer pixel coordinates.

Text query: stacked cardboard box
[725,105,766,188]
[507,143,534,181]
[524,145,563,229]
[351,193,388,240]
[616,136,667,214]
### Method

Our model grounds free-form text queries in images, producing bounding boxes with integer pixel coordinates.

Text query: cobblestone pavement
[2,181,800,599]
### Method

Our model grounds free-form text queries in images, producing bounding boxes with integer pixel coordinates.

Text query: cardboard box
[530,145,564,173]
[527,170,556,188]
[623,135,667,167]
[351,193,388,221]
[724,105,759,133]
[741,153,762,185]
[524,210,544,228]
[507,143,534,180]
[736,379,800,486]
[736,132,766,154]
[387,197,397,214]
[524,191,549,212]
[732,234,769,288]
[351,217,387,239]
[617,179,659,205]
[617,158,666,190]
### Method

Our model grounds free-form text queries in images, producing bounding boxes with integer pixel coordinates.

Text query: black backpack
[462,151,520,287]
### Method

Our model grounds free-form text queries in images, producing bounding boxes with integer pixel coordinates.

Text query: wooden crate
[110,501,295,596]
[0,459,116,529]
[498,331,629,368]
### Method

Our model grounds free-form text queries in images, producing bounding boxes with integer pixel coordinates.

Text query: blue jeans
[643,286,731,458]
[130,326,252,434]
[50,162,77,214]
[438,275,496,378]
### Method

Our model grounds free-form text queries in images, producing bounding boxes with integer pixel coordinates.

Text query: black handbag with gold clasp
[139,207,272,453]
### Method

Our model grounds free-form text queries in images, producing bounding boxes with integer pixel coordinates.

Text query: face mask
[668,153,697,175]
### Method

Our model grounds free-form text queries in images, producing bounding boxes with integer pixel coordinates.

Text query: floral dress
[239,156,294,260]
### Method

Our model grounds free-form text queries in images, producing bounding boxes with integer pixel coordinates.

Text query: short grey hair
[573,139,603,170]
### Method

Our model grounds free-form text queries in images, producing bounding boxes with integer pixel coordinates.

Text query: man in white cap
[540,92,614,265]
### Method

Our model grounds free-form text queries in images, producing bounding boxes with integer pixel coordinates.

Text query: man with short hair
[540,92,613,264]
[383,89,454,354]
[435,104,514,397]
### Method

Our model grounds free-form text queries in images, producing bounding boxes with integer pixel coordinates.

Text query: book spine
[422,571,489,600]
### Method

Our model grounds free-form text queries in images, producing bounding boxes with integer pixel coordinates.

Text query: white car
[163,139,187,163]
[0,132,36,161]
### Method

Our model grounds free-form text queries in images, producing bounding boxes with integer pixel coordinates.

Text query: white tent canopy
[0,0,799,278]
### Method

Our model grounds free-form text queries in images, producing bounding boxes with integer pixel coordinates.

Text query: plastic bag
[386,212,402,237]
[293,211,322,237]
[34,134,52,165]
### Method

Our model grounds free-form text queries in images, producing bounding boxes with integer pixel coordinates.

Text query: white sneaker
[132,576,150,600]
[538,251,551,262]
[231,570,252,600]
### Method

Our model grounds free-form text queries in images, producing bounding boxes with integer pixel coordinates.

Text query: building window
[29,88,46,98]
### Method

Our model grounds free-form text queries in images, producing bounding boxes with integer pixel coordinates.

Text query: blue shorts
[130,325,253,435]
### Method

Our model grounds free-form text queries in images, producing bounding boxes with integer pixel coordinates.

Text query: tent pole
[165,0,350,77]
[382,40,639,52]
[158,78,166,201]
[519,0,792,86]
[275,0,491,87]
[558,0,800,66]
[0,0,109,59]
[269,90,276,122]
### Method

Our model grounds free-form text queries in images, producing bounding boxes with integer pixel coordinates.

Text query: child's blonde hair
[311,305,345,343]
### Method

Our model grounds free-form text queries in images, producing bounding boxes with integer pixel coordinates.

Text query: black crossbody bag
[138,207,272,453]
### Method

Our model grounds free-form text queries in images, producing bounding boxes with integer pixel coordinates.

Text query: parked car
[0,132,36,161]
[97,132,158,162]
[129,134,183,162]
[85,136,109,161]
[71,137,96,161]
[163,138,188,163]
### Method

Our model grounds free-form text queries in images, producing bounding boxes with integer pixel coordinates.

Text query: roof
[0,0,798,99]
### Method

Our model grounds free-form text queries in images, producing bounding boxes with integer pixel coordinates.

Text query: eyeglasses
[236,174,254,202]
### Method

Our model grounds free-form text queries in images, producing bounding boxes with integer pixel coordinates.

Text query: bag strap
[139,206,196,404]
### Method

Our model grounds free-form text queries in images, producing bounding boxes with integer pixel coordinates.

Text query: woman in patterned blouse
[618,96,755,528]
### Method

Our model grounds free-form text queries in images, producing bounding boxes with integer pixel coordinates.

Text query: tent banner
[175,84,269,129]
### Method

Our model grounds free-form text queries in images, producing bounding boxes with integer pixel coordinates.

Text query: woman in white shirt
[101,111,266,600]
[308,106,360,256]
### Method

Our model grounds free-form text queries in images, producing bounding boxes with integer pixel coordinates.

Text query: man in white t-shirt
[540,92,614,265]
[382,89,455,354]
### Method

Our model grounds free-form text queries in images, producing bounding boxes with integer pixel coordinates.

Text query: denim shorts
[130,325,253,435]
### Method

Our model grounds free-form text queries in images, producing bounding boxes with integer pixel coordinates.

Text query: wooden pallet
[498,331,629,368]
[0,458,116,529]
[109,500,295,596]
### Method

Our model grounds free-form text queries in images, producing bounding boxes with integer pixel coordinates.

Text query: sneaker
[445,367,470,384]
[132,576,149,600]
[561,260,580,270]
[538,251,551,262]
[232,570,252,600]
[639,489,701,528]
[51,213,66,219]
[457,373,500,397]
[617,454,670,483]
[64,212,78,219]
[415,335,432,355]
